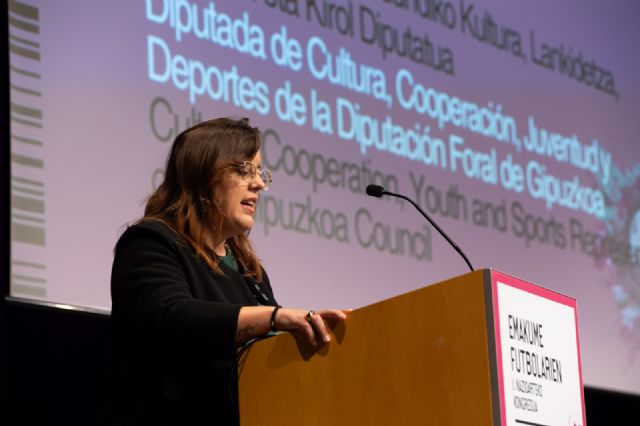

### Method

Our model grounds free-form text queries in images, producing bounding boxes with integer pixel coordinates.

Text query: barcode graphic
[9,0,46,298]
[12,259,46,297]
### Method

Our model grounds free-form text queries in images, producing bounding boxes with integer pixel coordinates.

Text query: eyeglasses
[236,161,272,190]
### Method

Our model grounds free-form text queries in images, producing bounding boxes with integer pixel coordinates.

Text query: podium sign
[490,270,586,426]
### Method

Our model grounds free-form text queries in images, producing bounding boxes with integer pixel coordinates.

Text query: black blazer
[106,220,277,426]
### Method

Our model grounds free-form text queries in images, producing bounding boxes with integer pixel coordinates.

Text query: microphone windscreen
[366,184,385,198]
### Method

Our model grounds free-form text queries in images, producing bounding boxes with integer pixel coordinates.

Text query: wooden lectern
[238,269,586,426]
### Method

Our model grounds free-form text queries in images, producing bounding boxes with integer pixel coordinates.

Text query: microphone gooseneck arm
[366,184,474,272]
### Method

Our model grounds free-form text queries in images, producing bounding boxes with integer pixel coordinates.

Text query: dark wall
[1,302,639,425]
[585,386,639,425]
[3,303,111,425]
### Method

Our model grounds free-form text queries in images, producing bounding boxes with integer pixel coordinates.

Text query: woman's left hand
[273,308,348,345]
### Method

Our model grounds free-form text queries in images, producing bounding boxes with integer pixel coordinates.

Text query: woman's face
[214,151,265,239]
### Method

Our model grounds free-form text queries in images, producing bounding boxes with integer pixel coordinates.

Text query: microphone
[365,184,474,272]
[365,184,385,198]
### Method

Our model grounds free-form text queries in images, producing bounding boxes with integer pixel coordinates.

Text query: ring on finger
[305,310,315,323]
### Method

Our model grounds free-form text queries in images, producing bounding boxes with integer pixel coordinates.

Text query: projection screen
[8,0,640,395]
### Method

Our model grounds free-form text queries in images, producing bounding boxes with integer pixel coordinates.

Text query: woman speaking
[106,117,346,425]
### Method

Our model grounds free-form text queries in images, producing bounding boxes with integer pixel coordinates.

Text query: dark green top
[219,243,238,272]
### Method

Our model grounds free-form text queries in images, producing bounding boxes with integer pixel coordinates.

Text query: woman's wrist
[270,305,282,332]
[237,305,285,342]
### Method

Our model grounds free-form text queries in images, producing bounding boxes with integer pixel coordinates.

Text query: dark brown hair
[143,117,264,281]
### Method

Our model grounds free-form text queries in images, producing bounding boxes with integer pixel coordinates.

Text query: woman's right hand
[273,308,348,345]
[236,306,348,345]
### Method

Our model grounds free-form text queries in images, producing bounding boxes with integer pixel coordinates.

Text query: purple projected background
[8,0,640,395]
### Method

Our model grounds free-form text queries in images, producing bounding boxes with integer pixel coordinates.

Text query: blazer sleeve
[110,225,241,360]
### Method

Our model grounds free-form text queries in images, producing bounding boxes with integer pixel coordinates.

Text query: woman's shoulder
[115,219,183,251]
